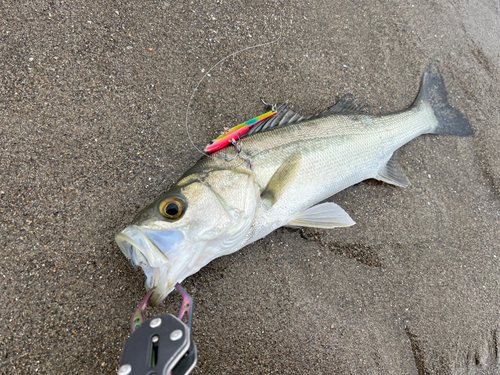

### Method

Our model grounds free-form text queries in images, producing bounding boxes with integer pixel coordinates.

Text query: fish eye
[159,197,185,220]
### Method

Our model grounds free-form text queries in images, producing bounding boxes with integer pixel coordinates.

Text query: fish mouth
[115,225,183,306]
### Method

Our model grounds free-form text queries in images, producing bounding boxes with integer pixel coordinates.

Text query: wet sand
[2,0,500,373]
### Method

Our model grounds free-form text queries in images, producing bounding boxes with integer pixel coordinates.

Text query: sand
[1,0,500,373]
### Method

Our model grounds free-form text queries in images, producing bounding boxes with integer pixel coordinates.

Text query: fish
[115,64,473,306]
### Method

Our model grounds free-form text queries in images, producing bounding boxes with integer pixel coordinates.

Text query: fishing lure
[204,110,276,153]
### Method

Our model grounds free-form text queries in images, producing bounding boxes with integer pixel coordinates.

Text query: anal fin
[375,153,410,188]
[288,202,355,228]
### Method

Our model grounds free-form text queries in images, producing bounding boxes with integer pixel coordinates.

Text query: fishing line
[185,13,283,158]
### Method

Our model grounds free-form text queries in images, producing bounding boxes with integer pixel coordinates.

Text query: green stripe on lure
[204,110,276,153]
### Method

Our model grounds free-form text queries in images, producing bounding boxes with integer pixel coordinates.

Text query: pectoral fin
[261,153,301,205]
[375,153,410,187]
[288,202,356,228]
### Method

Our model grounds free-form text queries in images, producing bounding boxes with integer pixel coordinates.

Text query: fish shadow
[293,227,382,268]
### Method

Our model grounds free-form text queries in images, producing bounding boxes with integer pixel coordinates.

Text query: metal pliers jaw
[118,284,197,375]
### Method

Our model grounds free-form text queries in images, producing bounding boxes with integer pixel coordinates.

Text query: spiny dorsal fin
[244,103,307,136]
[243,94,368,138]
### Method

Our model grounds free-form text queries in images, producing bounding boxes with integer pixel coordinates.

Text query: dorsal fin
[315,94,369,116]
[244,102,308,136]
[243,94,368,138]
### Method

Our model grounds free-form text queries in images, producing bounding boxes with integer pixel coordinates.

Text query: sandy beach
[1,0,500,373]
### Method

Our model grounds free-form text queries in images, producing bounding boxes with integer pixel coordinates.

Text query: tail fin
[415,64,473,137]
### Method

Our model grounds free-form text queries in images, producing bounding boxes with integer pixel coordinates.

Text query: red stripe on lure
[204,110,276,153]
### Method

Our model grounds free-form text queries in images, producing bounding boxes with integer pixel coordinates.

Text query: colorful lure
[204,110,276,153]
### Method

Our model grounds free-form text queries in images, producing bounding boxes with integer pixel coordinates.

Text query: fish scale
[225,102,436,245]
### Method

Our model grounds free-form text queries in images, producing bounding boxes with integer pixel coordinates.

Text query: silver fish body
[116,65,472,306]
